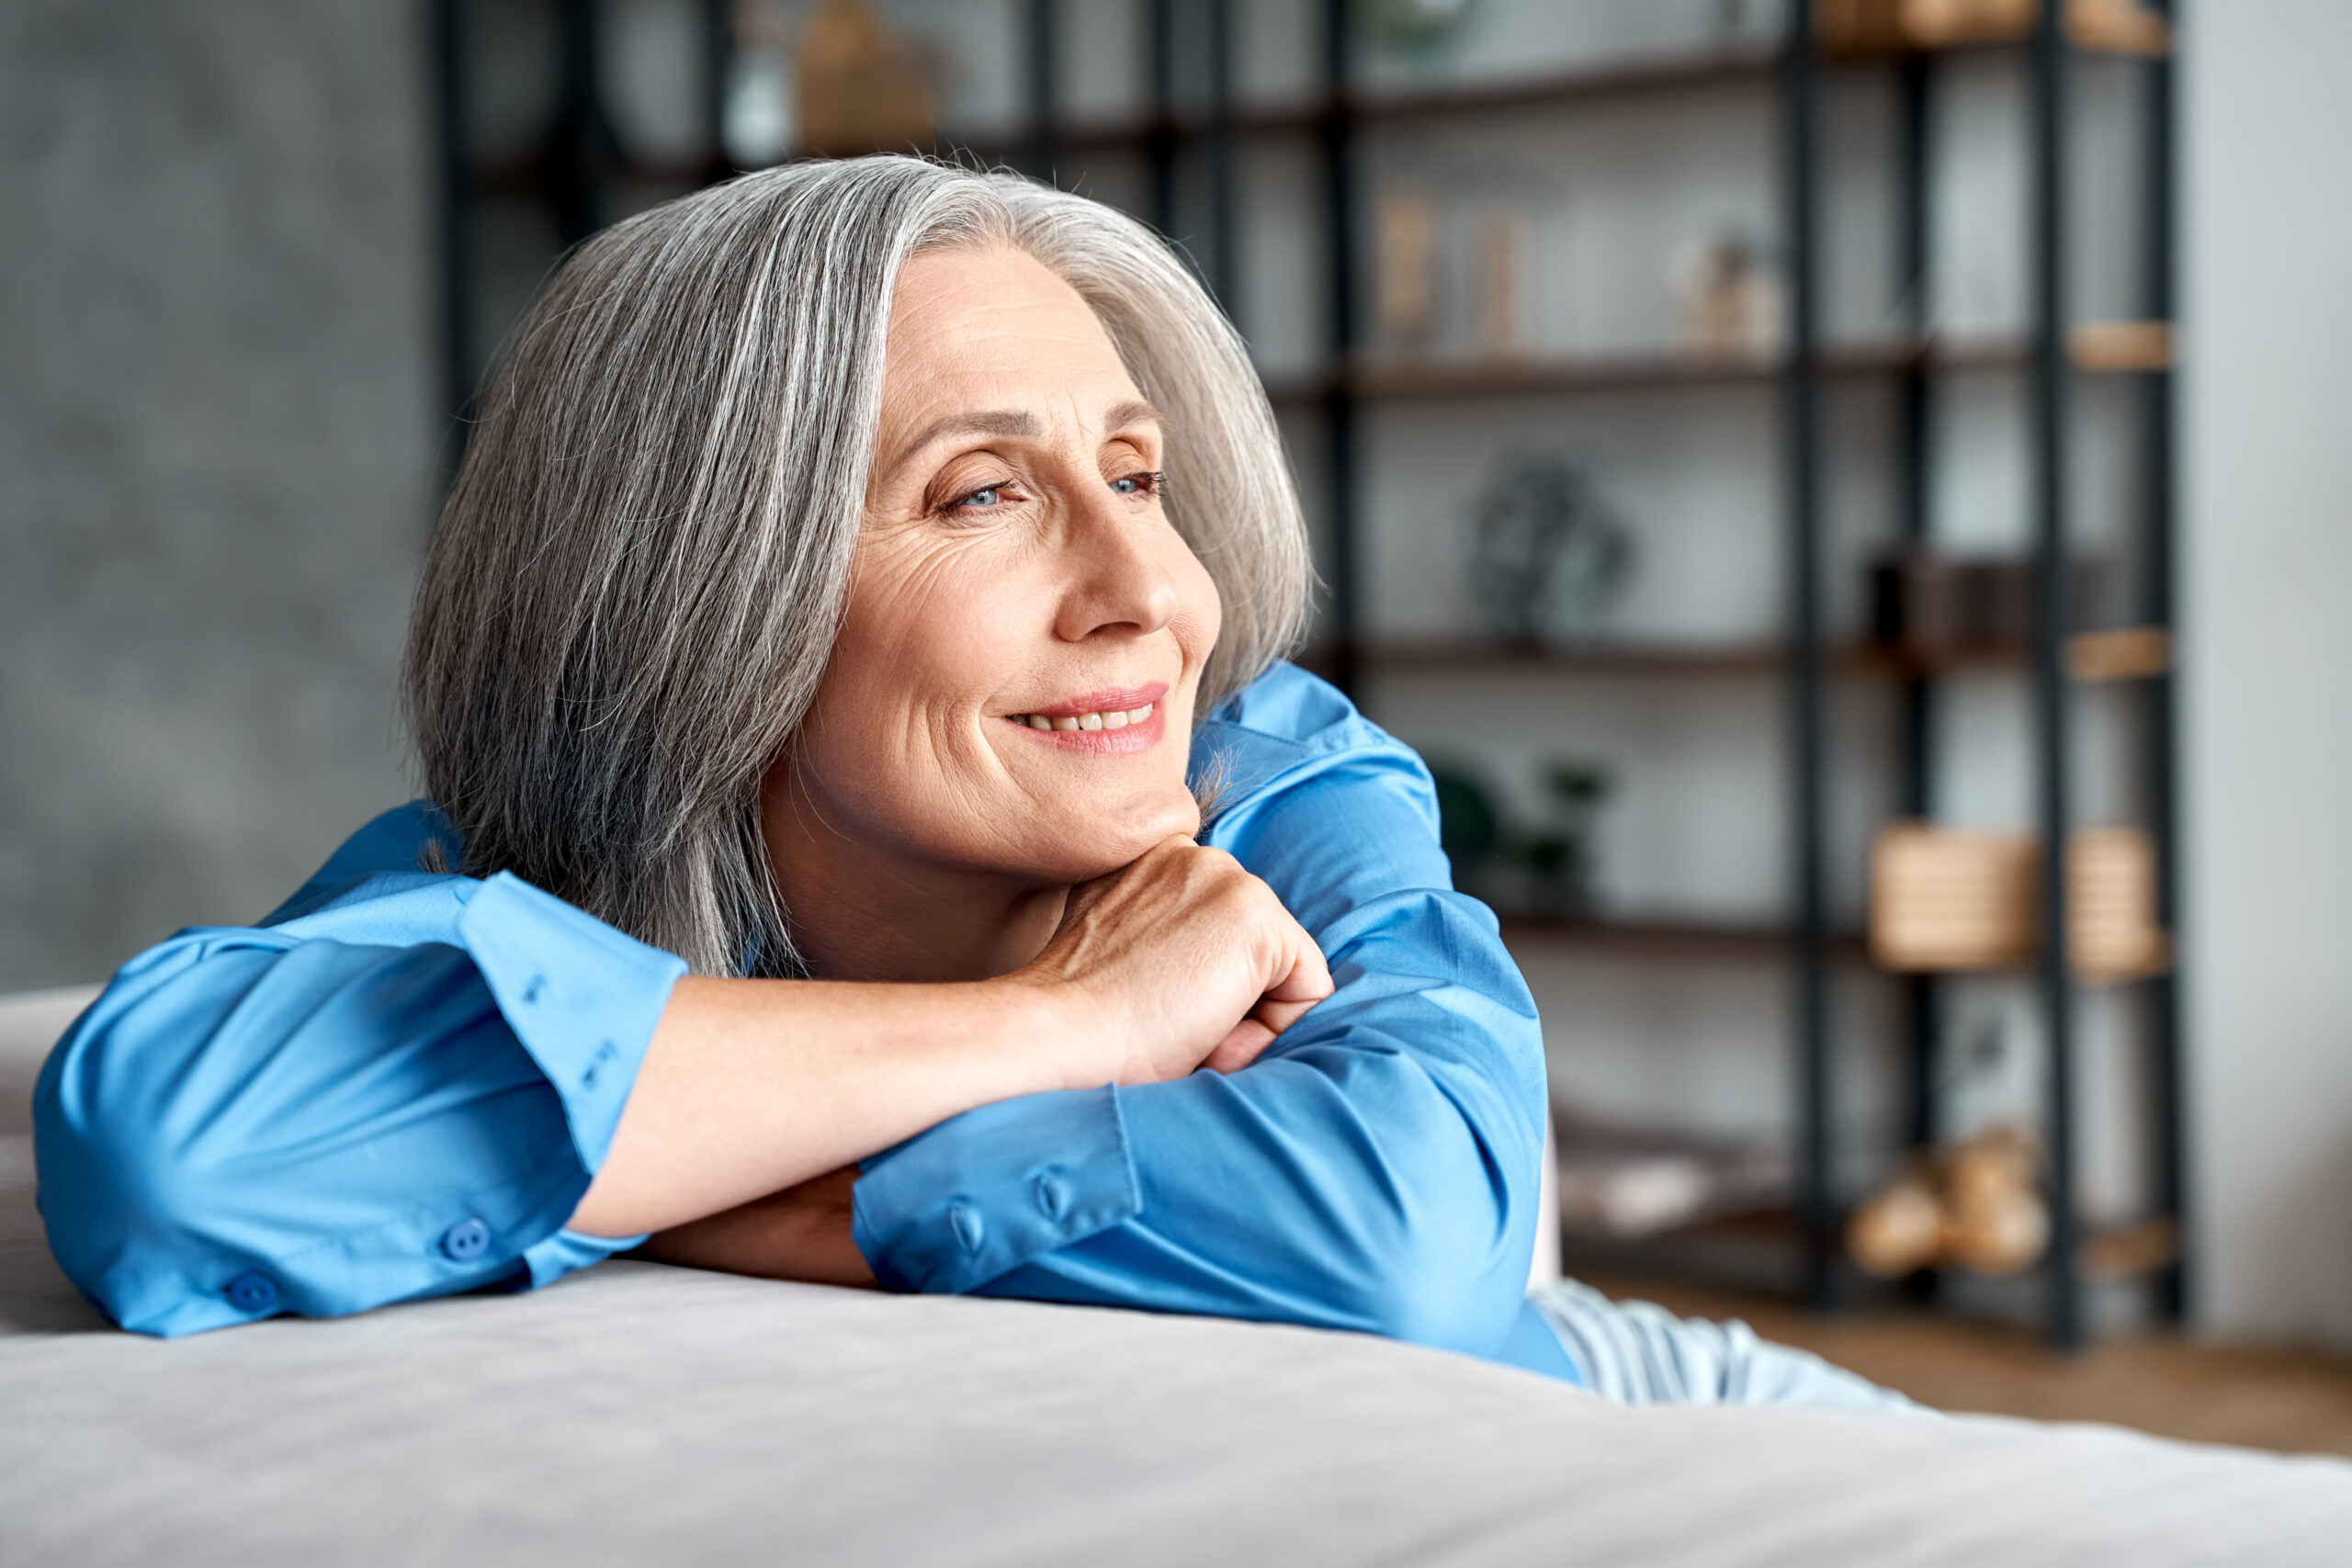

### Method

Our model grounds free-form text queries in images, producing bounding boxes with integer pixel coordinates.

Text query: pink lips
[1021,682,1169,721]
[1005,682,1170,756]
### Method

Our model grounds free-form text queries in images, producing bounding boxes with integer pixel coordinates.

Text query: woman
[35,157,1901,1409]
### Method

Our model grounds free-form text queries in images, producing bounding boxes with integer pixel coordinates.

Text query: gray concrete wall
[0,2,435,989]
[2180,0,2352,1349]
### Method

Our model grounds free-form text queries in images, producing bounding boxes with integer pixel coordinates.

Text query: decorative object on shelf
[1868,548,2110,660]
[794,0,933,160]
[2062,0,2173,53]
[1816,0,1917,55]
[1849,1125,2050,1278]
[1431,766,1503,884]
[1373,173,1560,363]
[1375,187,1441,347]
[1364,0,1477,78]
[1519,761,1611,917]
[724,4,796,167]
[1551,1108,1788,1239]
[1870,823,2167,978]
[1473,206,1530,358]
[2064,626,2170,682]
[1822,0,2170,53]
[1465,454,1634,645]
[2067,827,2168,979]
[2068,319,2173,371]
[1845,1166,1943,1275]
[1872,825,2034,971]
[1671,232,1785,362]
[1887,0,2036,47]
[1429,758,1613,918]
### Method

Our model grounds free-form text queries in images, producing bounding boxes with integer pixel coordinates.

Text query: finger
[1261,931,1334,1005]
[1057,874,1116,926]
[1250,995,1319,1039]
[1204,1019,1276,1074]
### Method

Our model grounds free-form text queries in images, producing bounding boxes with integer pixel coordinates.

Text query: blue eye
[958,486,1002,509]
[1112,470,1166,499]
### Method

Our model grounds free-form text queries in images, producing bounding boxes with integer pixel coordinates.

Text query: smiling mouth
[1003,682,1170,750]
[1012,700,1155,734]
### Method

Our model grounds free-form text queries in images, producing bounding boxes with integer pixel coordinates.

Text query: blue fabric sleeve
[852,721,1550,1360]
[33,871,684,1337]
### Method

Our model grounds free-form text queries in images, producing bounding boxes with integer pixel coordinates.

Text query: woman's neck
[763,804,1069,985]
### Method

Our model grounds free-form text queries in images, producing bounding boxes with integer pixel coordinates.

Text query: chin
[1035,792,1201,882]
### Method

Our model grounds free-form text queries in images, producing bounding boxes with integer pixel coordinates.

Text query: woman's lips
[1017,682,1170,721]
[1004,683,1170,756]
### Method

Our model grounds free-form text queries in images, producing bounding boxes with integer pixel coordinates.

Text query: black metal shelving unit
[429,0,2185,1348]
[430,0,734,462]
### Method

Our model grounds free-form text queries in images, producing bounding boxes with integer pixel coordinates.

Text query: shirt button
[225,1270,280,1315]
[949,1202,985,1257]
[440,1217,492,1261]
[1034,1172,1069,1221]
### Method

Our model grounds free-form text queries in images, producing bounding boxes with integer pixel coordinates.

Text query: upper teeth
[1022,702,1153,732]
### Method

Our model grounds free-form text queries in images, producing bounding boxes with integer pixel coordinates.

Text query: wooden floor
[1584,1272,2352,1459]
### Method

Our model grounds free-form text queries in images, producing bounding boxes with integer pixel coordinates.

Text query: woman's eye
[939,481,1018,518]
[1111,469,1165,499]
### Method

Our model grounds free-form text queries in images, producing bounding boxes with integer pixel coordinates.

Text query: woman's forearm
[569,976,1076,1237]
[568,837,1329,1240]
[635,1167,876,1287]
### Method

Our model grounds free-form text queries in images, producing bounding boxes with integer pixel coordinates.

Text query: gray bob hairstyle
[404,155,1313,977]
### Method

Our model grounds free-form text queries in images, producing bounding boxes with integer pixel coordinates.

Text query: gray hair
[403,155,1312,977]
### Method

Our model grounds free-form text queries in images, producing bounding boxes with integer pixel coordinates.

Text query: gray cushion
[6,987,2350,1565]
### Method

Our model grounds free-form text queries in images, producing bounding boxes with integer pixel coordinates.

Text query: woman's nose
[1051,485,1181,644]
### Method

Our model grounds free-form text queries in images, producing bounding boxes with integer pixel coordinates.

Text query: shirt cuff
[521,1225,650,1291]
[457,871,689,1173]
[851,1084,1141,1294]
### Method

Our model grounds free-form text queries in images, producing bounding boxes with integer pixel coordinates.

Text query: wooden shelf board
[463,29,2180,198]
[946,49,1782,161]
[1872,953,2176,985]
[1343,638,1787,676]
[953,31,2167,160]
[1563,1210,2183,1288]
[1497,913,1871,964]
[1324,630,2169,682]
[1259,334,2170,404]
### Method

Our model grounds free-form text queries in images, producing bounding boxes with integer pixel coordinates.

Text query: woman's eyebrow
[888,410,1040,475]
[1103,398,1163,434]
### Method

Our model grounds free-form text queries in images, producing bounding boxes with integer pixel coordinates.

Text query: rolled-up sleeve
[851,694,1550,1360]
[852,1084,1140,1292]
[33,871,685,1337]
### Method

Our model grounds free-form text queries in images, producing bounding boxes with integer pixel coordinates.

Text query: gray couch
[6,985,2348,1565]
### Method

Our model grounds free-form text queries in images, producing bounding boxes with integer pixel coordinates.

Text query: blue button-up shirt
[33,663,1573,1378]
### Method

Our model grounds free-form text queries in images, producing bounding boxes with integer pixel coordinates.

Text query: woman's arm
[35,841,1327,1336]
[569,836,1329,1237]
[833,719,1548,1359]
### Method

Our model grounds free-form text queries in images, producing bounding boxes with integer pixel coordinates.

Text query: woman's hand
[576,839,1328,1241]
[1015,835,1334,1087]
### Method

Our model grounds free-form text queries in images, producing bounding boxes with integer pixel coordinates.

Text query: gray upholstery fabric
[6,987,2352,1566]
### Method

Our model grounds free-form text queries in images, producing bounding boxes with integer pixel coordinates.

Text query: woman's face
[768,243,1222,897]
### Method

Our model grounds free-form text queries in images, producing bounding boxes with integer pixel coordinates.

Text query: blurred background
[4,0,2348,1442]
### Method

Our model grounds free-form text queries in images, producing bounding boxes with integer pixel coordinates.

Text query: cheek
[797,544,1037,818]
[1170,544,1224,687]
[831,544,1033,716]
